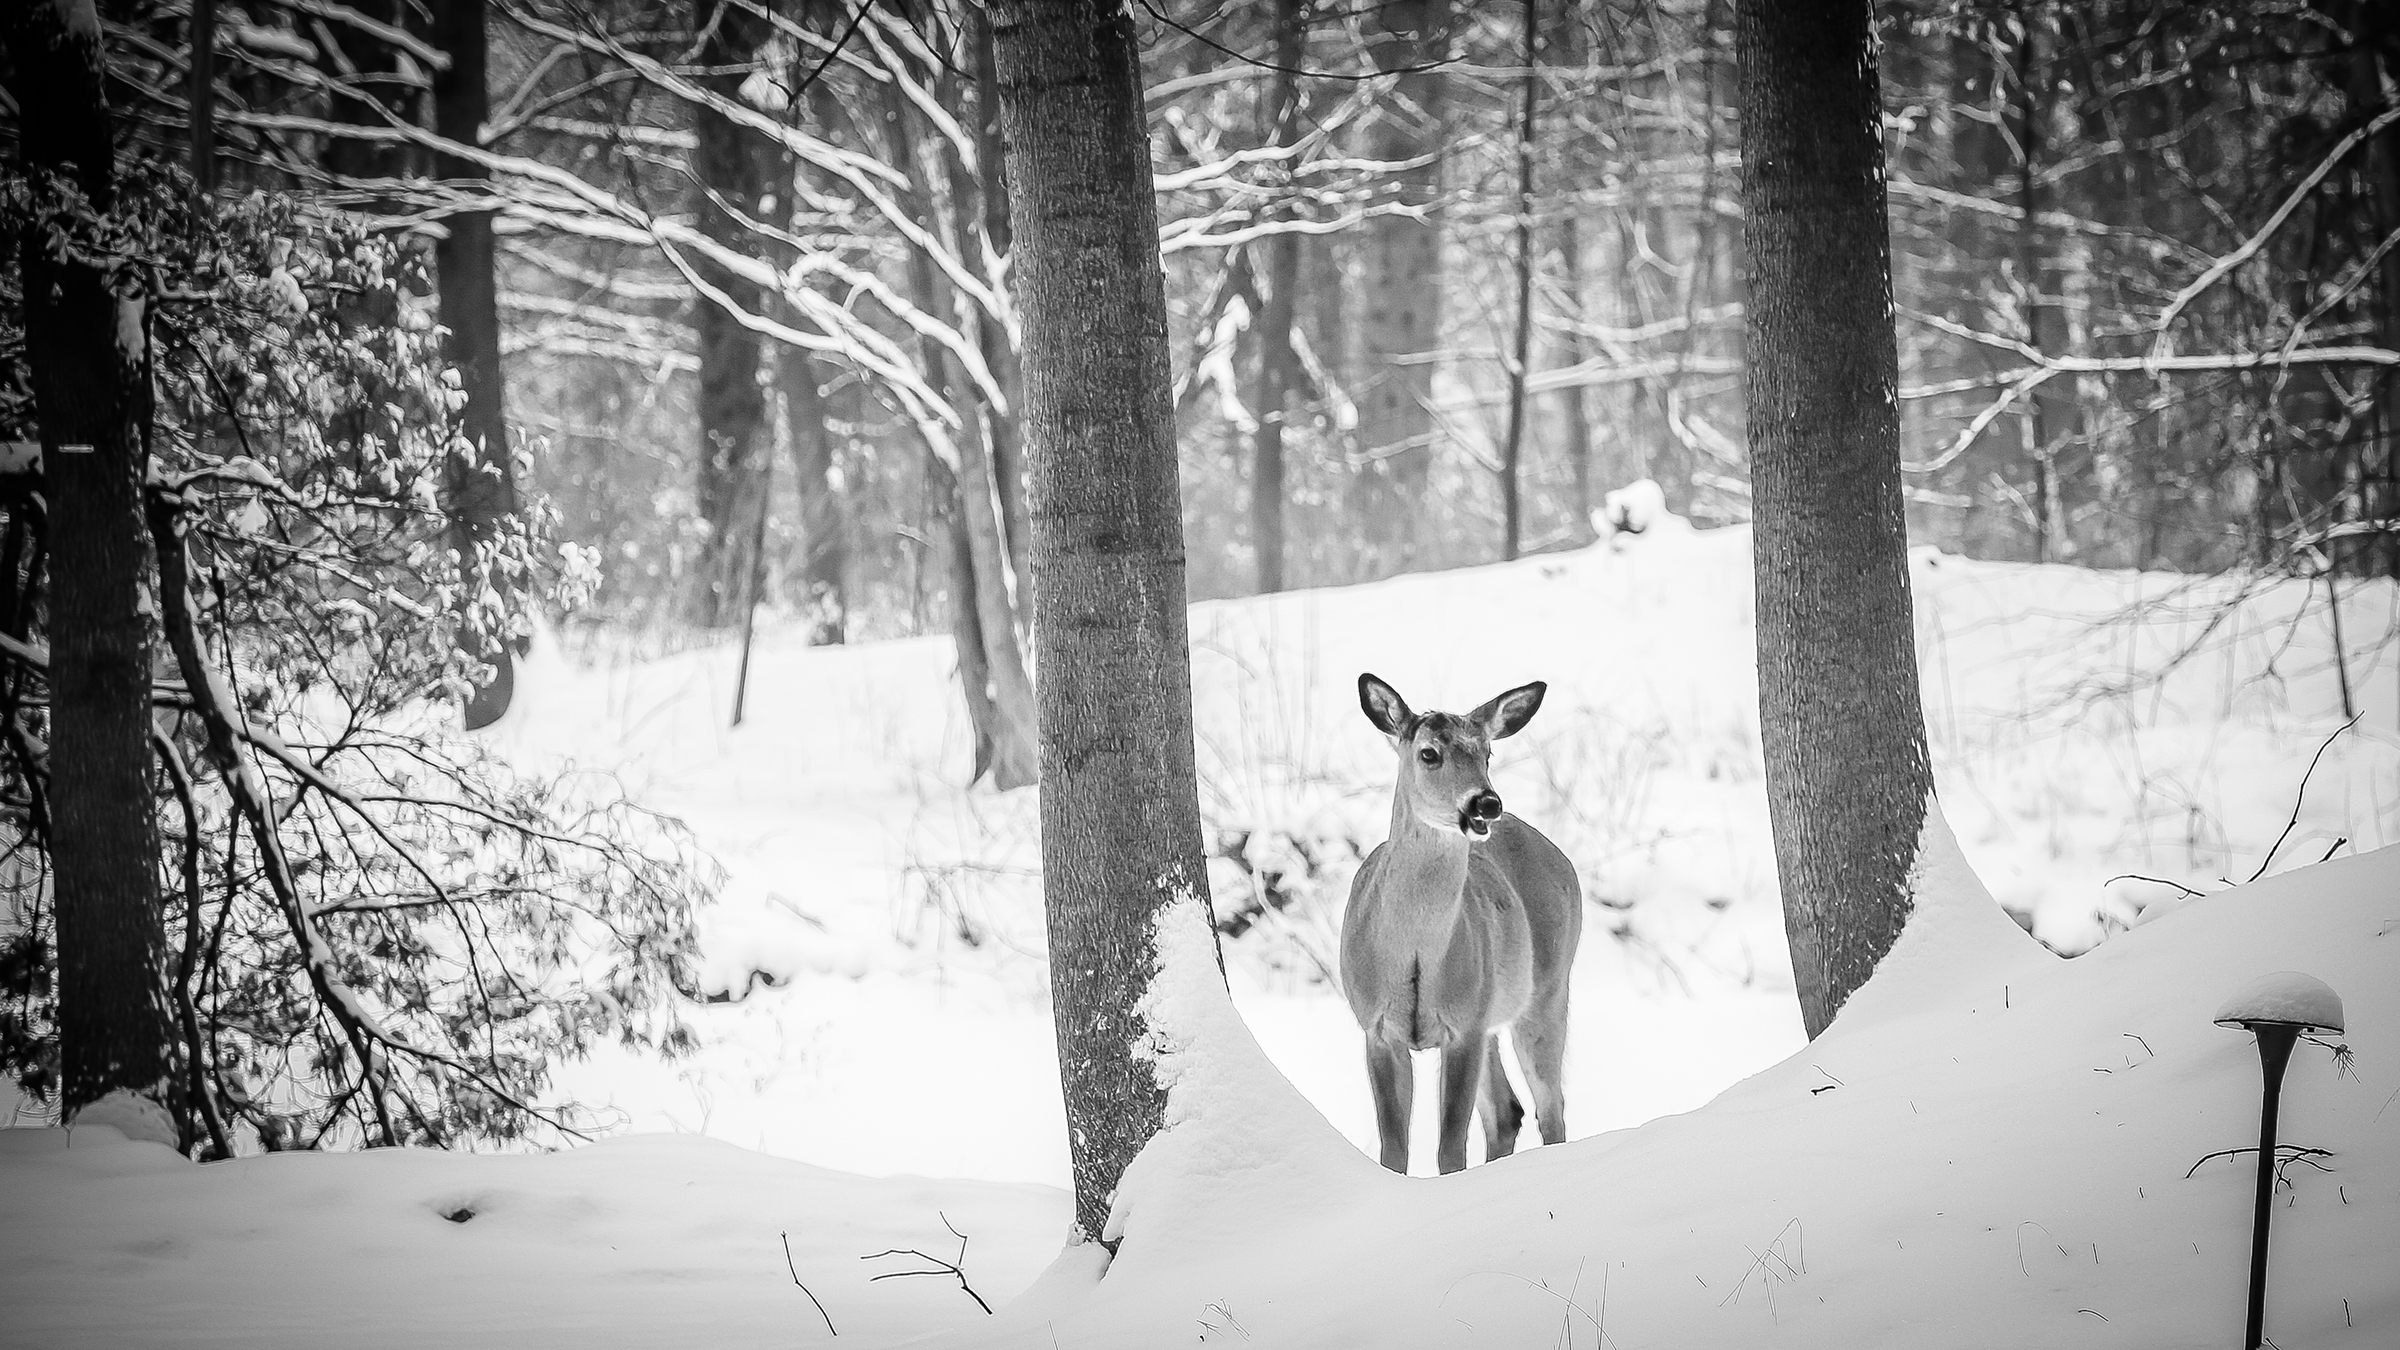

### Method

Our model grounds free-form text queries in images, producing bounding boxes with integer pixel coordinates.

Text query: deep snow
[5,514,2397,1347]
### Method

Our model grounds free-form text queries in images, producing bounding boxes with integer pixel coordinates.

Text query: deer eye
[1417,746,1441,767]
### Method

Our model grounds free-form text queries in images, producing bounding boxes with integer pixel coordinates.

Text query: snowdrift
[4,841,2391,1348]
[945,828,2395,1348]
[6,518,2397,1347]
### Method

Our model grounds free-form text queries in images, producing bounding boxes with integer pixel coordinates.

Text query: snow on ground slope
[3,831,2390,1348]
[490,516,2400,1188]
[0,1129,1061,1349]
[5,513,2397,1346]
[946,833,2397,1350]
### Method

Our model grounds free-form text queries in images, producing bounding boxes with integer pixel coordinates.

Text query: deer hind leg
[1516,996,1571,1147]
[1435,1035,1487,1175]
[1479,1031,1524,1162]
[1366,1040,1414,1174]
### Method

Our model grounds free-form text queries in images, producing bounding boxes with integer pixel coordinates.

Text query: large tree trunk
[686,0,775,630]
[1740,0,1933,1039]
[8,0,171,1117]
[430,0,520,725]
[1249,0,1304,594]
[1350,0,1449,578]
[992,0,1217,1244]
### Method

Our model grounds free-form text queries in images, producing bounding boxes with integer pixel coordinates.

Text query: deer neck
[1375,795,1474,942]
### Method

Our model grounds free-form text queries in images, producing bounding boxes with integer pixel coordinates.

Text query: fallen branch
[2185,1145,2334,1181]
[781,1232,839,1336]
[860,1212,993,1315]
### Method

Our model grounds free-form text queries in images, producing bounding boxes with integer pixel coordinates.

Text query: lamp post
[2212,971,2345,1350]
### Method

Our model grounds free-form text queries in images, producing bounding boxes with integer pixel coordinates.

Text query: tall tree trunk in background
[188,0,218,189]
[1351,0,1449,578]
[1741,0,1934,1040]
[1553,0,1592,535]
[887,68,1041,790]
[2340,0,2400,577]
[321,0,408,188]
[777,348,847,645]
[7,0,171,1118]
[2014,14,2079,564]
[1557,218,1592,528]
[1498,0,1539,561]
[780,23,853,645]
[992,0,1216,1244]
[687,0,774,629]
[431,0,520,725]
[1249,0,1304,594]
[1947,22,2019,560]
[969,7,1037,612]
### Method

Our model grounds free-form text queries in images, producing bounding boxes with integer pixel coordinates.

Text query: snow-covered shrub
[0,170,711,1153]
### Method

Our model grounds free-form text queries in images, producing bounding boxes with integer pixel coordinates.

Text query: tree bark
[320,0,410,190]
[685,0,775,630]
[7,0,171,1115]
[777,347,847,645]
[2339,0,2400,577]
[430,0,520,724]
[1499,0,1539,562]
[2014,13,2080,564]
[1351,0,1449,577]
[991,0,1217,1243]
[1557,216,1592,529]
[968,7,1038,612]
[885,67,1041,791]
[1249,0,1304,594]
[1740,0,1933,1039]
[1553,0,1592,534]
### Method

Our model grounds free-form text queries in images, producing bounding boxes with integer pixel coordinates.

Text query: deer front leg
[1436,1035,1487,1174]
[1366,1039,1414,1174]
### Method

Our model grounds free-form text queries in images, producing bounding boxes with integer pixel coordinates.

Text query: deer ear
[1358,673,1413,739]
[1474,681,1547,739]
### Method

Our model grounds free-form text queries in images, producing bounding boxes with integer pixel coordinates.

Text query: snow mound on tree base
[68,1091,181,1150]
[960,844,2397,1349]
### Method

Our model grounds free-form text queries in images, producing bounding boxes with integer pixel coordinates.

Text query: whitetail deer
[1340,673,1583,1174]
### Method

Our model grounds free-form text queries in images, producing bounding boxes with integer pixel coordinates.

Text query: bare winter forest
[2,2,2398,1346]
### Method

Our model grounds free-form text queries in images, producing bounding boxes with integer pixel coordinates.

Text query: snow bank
[929,845,2398,1349]
[449,517,2399,1193]
[0,1130,1063,1349]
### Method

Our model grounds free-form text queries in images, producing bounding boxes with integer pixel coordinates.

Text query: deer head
[1357,673,1547,839]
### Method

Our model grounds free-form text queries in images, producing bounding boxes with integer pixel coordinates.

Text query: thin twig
[2104,873,2207,900]
[2185,1145,2333,1180]
[781,1232,838,1336]
[2246,713,2361,883]
[860,1212,993,1314]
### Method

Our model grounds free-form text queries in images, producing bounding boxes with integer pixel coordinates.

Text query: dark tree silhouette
[431,0,520,724]
[1740,0,1934,1038]
[6,0,172,1116]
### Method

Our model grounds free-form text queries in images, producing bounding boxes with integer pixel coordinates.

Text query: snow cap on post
[2213,971,2345,1034]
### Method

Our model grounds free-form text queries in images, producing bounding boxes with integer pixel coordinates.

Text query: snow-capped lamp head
[2212,970,2345,1036]
[2213,969,2344,1350]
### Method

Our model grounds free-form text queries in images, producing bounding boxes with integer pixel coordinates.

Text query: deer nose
[1468,792,1503,822]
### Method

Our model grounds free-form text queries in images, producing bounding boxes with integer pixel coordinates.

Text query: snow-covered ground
[6,513,2396,1346]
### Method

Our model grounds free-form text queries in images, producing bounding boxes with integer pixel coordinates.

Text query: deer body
[1340,675,1583,1174]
